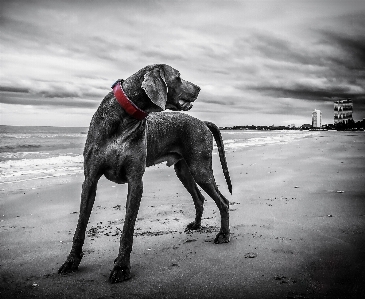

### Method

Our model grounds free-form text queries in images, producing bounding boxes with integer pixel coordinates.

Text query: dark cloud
[0,91,100,108]
[0,86,29,93]
[0,82,106,107]
[234,32,317,67]
[247,79,364,100]
[231,26,365,114]
[319,31,365,72]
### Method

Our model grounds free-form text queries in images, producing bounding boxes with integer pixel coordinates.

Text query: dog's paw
[109,266,132,283]
[214,231,230,244]
[185,221,201,231]
[58,254,82,274]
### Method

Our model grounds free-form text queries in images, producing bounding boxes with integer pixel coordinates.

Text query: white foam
[221,131,316,151]
[0,154,83,184]
[0,151,50,160]
[1,133,85,139]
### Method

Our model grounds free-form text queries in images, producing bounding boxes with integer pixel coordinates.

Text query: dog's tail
[204,121,232,194]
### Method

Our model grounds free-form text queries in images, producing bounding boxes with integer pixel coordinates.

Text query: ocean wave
[0,154,84,184]
[221,131,316,151]
[0,144,42,152]
[0,151,51,161]
[0,133,86,139]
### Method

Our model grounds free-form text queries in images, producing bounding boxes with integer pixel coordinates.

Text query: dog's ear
[141,68,167,110]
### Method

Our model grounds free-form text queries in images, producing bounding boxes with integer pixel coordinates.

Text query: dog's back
[146,112,212,165]
[146,112,231,193]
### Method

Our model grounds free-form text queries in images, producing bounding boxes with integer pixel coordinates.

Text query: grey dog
[58,64,232,283]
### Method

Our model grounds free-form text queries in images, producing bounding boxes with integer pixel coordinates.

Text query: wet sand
[1,131,365,298]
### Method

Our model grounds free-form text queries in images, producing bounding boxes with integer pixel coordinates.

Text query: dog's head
[141,64,200,112]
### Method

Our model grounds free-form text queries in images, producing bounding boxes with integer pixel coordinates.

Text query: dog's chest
[99,127,147,182]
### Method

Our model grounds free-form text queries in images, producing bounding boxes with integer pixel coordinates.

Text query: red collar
[112,80,148,120]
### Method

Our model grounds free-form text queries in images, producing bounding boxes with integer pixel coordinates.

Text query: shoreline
[1,132,365,298]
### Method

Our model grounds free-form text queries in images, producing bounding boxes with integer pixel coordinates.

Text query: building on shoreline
[334,99,353,124]
[312,109,322,128]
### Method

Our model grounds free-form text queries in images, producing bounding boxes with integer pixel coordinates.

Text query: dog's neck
[122,71,158,112]
[112,80,148,120]
[109,69,164,125]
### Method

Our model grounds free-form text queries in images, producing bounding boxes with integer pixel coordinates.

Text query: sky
[1,0,365,127]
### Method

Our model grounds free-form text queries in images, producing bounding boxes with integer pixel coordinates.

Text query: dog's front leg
[58,175,100,274]
[109,178,143,283]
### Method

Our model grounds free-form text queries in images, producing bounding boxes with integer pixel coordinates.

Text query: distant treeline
[220,119,365,131]
[332,119,365,131]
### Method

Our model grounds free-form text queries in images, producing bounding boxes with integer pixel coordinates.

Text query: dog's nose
[193,85,201,98]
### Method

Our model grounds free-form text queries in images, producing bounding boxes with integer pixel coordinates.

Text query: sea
[0,126,87,193]
[0,125,317,193]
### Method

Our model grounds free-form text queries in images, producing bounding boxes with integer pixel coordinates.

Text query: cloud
[319,31,365,72]
[0,86,30,93]
[249,83,360,102]
[0,80,106,108]
[227,23,365,115]
[0,92,100,108]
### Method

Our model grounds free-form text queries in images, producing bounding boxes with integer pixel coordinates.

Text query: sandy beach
[1,131,364,298]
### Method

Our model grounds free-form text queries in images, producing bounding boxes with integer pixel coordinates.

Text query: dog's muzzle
[178,99,194,111]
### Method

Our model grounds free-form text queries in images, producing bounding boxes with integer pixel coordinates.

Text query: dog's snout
[188,82,200,97]
[193,84,200,100]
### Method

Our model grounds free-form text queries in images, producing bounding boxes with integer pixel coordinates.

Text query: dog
[58,64,232,283]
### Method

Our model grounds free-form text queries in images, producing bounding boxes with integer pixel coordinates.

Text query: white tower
[312,109,322,128]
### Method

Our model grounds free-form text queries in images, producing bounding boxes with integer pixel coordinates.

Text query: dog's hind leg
[174,159,205,231]
[58,171,101,274]
[197,181,230,243]
[187,158,230,244]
